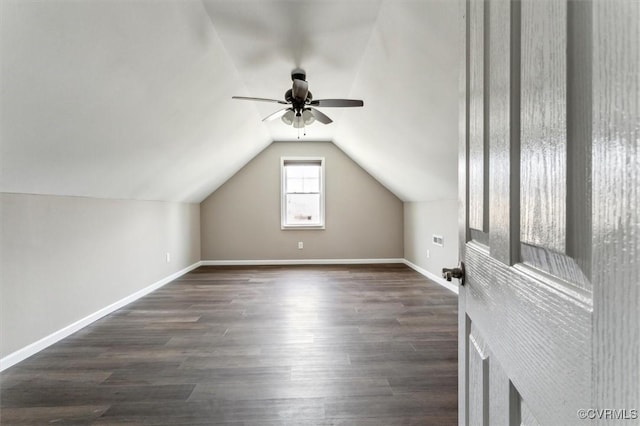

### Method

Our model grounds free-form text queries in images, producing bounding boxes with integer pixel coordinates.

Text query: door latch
[442,262,465,286]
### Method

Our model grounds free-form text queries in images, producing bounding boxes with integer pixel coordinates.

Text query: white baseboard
[201,258,405,266]
[403,259,459,295]
[0,261,202,372]
[202,258,458,294]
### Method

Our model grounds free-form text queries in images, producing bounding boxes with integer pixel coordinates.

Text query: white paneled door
[457,0,639,425]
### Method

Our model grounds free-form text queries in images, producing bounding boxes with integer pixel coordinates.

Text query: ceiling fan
[232,69,363,130]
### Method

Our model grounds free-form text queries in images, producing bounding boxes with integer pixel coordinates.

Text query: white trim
[201,258,459,294]
[201,258,405,266]
[281,157,325,230]
[403,259,459,295]
[0,261,202,372]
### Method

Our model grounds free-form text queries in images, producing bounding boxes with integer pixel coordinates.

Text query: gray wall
[404,200,459,277]
[0,193,200,358]
[201,142,403,260]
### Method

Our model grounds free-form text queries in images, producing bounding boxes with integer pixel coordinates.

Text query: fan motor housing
[284,89,312,105]
[291,68,306,81]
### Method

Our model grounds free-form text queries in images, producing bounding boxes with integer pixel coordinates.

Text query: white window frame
[281,157,325,230]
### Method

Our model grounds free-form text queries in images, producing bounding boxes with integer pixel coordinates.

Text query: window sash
[281,158,325,229]
[285,164,320,194]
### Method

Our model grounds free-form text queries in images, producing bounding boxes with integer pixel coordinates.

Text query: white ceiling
[1,0,460,203]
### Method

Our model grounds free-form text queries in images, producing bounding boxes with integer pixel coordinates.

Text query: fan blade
[232,96,288,105]
[308,107,333,124]
[262,108,292,122]
[310,99,364,107]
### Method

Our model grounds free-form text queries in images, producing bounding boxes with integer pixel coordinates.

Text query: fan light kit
[232,69,364,137]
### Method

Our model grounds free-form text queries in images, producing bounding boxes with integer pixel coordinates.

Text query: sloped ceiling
[1,0,460,203]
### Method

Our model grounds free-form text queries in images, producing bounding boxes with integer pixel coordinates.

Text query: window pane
[301,165,319,178]
[287,177,304,193]
[286,165,307,178]
[302,176,319,193]
[286,193,320,225]
[286,164,320,193]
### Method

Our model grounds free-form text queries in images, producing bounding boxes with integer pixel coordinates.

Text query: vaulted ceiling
[1,0,460,203]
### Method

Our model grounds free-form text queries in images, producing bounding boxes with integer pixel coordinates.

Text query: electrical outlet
[166,252,171,263]
[298,241,304,249]
[432,235,444,247]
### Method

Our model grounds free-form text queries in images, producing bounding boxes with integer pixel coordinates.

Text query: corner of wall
[403,199,459,281]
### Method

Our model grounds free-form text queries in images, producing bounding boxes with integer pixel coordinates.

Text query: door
[458,0,639,425]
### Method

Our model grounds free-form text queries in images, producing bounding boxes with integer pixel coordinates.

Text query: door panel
[489,359,520,426]
[488,0,519,266]
[520,0,567,254]
[468,323,490,426]
[459,0,639,424]
[566,0,593,285]
[520,400,541,426]
[468,0,488,233]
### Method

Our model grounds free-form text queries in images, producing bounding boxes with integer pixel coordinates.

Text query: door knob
[442,262,465,286]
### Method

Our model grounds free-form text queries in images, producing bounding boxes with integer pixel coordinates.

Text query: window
[281,157,325,229]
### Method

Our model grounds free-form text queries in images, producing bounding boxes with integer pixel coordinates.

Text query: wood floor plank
[1,264,458,424]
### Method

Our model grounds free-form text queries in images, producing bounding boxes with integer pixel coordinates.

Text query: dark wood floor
[1,264,458,425]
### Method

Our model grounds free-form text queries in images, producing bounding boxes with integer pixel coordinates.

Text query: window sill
[281,225,326,230]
